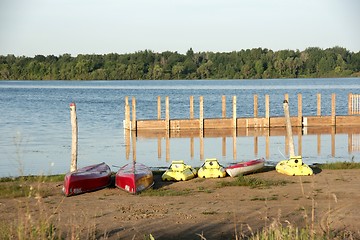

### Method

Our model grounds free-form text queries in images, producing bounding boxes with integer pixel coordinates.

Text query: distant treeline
[1,47,359,80]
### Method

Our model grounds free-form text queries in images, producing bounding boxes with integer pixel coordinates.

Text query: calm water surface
[0,78,359,177]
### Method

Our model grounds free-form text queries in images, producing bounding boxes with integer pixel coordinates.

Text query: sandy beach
[1,168,360,239]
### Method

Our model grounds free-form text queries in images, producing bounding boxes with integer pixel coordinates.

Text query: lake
[0,78,359,177]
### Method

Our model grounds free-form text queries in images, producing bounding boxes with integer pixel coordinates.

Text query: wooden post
[70,103,78,172]
[232,96,237,129]
[317,93,321,116]
[124,96,130,130]
[157,96,161,119]
[254,95,258,117]
[284,93,289,102]
[265,95,270,127]
[298,94,302,127]
[348,93,352,115]
[283,100,295,157]
[222,95,226,118]
[190,96,194,119]
[166,96,170,130]
[199,96,204,130]
[331,93,336,126]
[131,97,136,131]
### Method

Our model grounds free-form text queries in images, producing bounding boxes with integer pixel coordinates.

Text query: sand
[1,169,360,239]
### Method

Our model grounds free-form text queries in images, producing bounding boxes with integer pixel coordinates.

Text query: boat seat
[287,156,304,167]
[204,158,220,169]
[171,160,185,171]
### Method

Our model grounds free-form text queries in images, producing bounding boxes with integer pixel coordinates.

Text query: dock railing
[123,93,360,131]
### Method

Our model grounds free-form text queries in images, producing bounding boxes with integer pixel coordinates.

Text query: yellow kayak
[198,158,226,178]
[162,160,197,181]
[276,156,313,176]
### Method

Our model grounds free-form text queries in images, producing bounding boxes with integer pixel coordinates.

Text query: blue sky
[0,0,359,56]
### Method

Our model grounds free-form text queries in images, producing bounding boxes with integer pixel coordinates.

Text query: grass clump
[0,175,63,199]
[0,183,33,198]
[316,161,360,170]
[248,220,356,240]
[252,223,316,240]
[0,182,55,199]
[140,188,192,197]
[0,174,65,183]
[217,175,289,189]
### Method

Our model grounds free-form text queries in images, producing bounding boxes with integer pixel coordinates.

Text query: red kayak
[115,162,154,194]
[63,162,112,196]
[225,158,265,177]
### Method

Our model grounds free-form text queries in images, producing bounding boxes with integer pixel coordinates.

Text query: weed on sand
[316,161,360,170]
[217,175,290,189]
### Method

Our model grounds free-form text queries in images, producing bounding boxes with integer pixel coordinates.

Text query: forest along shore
[1,46,359,80]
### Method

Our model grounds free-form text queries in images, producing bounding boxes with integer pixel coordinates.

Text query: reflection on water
[125,126,360,169]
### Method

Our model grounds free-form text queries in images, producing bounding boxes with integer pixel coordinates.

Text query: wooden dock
[123,93,360,132]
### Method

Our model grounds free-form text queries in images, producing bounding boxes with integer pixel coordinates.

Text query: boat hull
[115,163,154,194]
[63,162,112,197]
[226,158,265,177]
[276,156,313,176]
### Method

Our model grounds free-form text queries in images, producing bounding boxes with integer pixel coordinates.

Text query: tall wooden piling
[348,93,352,115]
[232,96,237,129]
[254,95,258,117]
[124,96,130,130]
[331,93,336,125]
[284,94,289,102]
[298,94,302,126]
[222,95,227,156]
[190,96,194,119]
[283,100,295,157]
[222,96,226,118]
[317,93,321,116]
[166,96,170,130]
[70,102,78,172]
[157,96,161,119]
[131,97,136,130]
[200,96,204,130]
[265,95,270,126]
